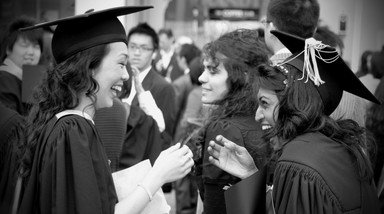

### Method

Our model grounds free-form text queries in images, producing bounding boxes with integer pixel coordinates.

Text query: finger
[209,140,222,152]
[207,146,220,159]
[208,156,220,167]
[216,135,239,151]
[167,143,180,153]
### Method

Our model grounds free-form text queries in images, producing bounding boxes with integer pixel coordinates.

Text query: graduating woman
[194,29,270,214]
[17,6,194,214]
[207,31,381,213]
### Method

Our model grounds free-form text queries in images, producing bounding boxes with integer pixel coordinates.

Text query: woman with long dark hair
[207,31,381,213]
[194,29,270,214]
[17,7,194,214]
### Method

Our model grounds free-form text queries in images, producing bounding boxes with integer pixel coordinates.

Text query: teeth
[111,85,122,92]
[261,125,272,130]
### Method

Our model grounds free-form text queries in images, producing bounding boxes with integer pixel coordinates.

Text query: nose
[255,107,264,122]
[198,70,207,84]
[122,66,129,81]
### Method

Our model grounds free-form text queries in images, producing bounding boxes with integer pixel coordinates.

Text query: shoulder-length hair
[255,63,374,179]
[19,44,109,177]
[202,29,269,121]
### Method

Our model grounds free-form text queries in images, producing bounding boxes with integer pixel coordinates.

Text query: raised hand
[131,65,145,94]
[208,135,258,179]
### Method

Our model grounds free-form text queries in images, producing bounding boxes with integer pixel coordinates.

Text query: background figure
[360,47,384,95]
[0,103,24,214]
[264,0,320,65]
[123,23,177,193]
[173,43,202,139]
[173,55,205,214]
[154,28,183,82]
[195,29,269,214]
[355,50,373,78]
[0,16,43,115]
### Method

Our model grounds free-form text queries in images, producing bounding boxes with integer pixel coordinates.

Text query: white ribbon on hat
[300,38,325,86]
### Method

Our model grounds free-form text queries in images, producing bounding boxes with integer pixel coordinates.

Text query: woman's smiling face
[93,42,129,109]
[255,87,279,130]
[199,57,229,104]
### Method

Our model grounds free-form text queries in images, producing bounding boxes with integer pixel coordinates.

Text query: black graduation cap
[271,30,380,115]
[21,6,153,64]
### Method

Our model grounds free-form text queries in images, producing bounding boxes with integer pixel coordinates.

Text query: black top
[18,114,117,214]
[196,116,267,214]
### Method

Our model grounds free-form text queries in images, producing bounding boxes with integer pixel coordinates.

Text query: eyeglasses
[260,18,272,26]
[128,44,154,53]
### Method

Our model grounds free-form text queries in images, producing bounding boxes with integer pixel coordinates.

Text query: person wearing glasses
[121,23,177,192]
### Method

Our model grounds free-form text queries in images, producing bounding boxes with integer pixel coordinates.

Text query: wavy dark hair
[255,64,374,179]
[19,44,109,177]
[202,29,269,123]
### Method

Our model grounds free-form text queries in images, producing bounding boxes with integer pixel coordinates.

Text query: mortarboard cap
[21,6,153,64]
[271,30,380,115]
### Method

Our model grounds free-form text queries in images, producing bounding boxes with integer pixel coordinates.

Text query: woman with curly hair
[194,28,270,214]
[207,31,381,213]
[16,7,194,214]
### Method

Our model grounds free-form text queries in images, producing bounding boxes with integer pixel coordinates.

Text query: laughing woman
[207,31,381,213]
[194,29,270,214]
[17,7,194,214]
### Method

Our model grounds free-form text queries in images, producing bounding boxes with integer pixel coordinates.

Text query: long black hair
[19,44,109,177]
[255,63,374,179]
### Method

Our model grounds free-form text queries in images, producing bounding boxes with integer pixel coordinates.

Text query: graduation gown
[18,114,117,214]
[0,70,24,115]
[273,132,380,214]
[196,116,267,214]
[0,104,24,213]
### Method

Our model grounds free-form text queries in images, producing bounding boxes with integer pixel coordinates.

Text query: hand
[155,59,163,72]
[152,143,194,184]
[131,65,144,94]
[208,135,258,179]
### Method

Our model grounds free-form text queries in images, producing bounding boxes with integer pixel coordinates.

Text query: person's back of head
[267,0,320,38]
[127,22,159,51]
[314,25,344,56]
[178,43,201,66]
[0,16,43,63]
[371,50,384,79]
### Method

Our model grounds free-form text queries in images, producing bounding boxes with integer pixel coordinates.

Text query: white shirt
[122,66,165,132]
[160,49,174,69]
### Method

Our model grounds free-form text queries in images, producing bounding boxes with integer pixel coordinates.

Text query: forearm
[114,169,164,214]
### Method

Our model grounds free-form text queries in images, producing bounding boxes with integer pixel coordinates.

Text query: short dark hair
[0,16,43,62]
[267,0,320,38]
[178,43,201,66]
[127,22,159,50]
[158,28,173,38]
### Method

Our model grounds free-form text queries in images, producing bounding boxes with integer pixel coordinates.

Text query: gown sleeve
[273,161,341,214]
[20,116,116,214]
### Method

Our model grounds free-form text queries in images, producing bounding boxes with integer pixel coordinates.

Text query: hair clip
[277,64,289,74]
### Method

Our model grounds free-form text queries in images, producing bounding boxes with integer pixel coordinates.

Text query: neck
[74,95,96,118]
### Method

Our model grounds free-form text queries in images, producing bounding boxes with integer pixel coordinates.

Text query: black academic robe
[0,70,24,115]
[131,68,176,147]
[273,132,380,214]
[18,114,117,214]
[0,104,24,214]
[196,116,267,214]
